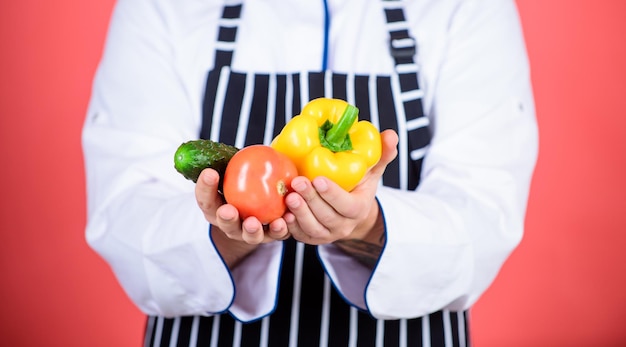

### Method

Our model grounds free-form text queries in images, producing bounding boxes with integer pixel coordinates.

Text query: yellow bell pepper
[271,97,382,191]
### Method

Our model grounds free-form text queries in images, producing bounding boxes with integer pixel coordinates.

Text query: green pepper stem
[325,104,358,148]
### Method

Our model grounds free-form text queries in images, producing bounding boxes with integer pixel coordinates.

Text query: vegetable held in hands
[223,145,298,224]
[271,97,382,191]
[174,140,297,224]
[174,139,239,186]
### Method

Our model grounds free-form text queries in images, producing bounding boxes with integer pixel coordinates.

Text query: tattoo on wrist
[334,238,384,268]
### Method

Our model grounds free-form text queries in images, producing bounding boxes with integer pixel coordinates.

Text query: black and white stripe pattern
[144,2,470,346]
[201,69,427,191]
[145,239,471,347]
[382,0,431,191]
[145,310,471,347]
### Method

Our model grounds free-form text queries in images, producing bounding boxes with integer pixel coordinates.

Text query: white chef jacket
[82,0,538,322]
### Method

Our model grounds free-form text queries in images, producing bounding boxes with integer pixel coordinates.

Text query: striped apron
[145,1,470,346]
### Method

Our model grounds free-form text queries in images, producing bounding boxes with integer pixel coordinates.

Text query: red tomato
[223,145,298,224]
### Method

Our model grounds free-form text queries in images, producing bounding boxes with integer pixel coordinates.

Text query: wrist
[348,201,385,245]
[210,226,260,269]
[334,202,385,268]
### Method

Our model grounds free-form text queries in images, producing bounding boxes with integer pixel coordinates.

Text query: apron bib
[145,2,469,346]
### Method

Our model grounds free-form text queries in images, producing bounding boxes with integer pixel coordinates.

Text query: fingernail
[283,212,295,224]
[313,177,328,192]
[218,206,236,221]
[242,221,258,234]
[203,171,217,185]
[286,194,300,208]
[291,177,307,192]
[219,211,234,221]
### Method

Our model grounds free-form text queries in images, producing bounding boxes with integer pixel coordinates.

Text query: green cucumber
[174,139,239,185]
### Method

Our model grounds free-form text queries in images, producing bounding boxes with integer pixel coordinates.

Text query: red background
[1,1,625,346]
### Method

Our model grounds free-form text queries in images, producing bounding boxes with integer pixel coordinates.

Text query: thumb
[369,129,399,178]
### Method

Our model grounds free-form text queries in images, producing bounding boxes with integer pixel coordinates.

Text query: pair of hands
[195,130,398,267]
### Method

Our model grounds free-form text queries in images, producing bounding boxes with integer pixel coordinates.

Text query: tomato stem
[322,104,358,152]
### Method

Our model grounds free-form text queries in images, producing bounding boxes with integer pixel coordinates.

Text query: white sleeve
[82,0,281,321]
[319,0,538,319]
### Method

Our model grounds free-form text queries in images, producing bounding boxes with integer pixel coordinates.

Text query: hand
[195,168,290,267]
[283,129,399,245]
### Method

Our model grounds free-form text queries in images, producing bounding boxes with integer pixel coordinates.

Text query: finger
[241,217,266,244]
[310,176,361,222]
[195,168,222,218]
[368,129,399,178]
[215,204,243,239]
[290,176,340,223]
[284,210,316,245]
[284,191,330,242]
[350,130,399,195]
[288,178,334,232]
[267,218,291,241]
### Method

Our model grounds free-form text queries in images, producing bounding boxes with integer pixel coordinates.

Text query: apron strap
[213,4,243,68]
[383,0,418,65]
[382,0,426,124]
[383,0,431,184]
